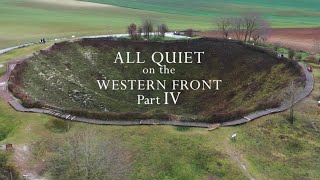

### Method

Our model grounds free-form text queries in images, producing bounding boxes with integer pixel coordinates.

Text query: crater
[8,38,305,123]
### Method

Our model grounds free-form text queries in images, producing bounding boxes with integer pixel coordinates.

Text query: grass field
[0,0,211,49]
[83,0,320,27]
[0,0,320,49]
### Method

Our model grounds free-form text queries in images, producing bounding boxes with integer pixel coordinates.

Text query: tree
[184,29,193,37]
[128,23,137,40]
[224,12,270,42]
[158,24,168,38]
[231,17,245,41]
[243,12,262,42]
[252,19,271,43]
[48,129,131,180]
[142,19,154,39]
[217,17,232,38]
[285,81,299,124]
[137,26,143,39]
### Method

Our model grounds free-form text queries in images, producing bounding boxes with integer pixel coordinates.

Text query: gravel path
[0,35,314,128]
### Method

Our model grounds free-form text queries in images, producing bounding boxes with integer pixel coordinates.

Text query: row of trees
[128,19,168,39]
[217,12,271,43]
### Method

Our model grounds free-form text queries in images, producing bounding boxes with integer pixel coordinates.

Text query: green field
[0,0,210,48]
[83,0,320,26]
[0,0,320,49]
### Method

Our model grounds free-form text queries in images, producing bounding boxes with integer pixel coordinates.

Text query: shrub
[60,108,177,121]
[295,53,302,60]
[0,152,20,180]
[306,55,317,63]
[211,110,248,123]
[176,126,191,132]
[274,43,280,51]
[47,130,131,180]
[45,118,70,133]
[288,48,295,59]
[256,99,281,110]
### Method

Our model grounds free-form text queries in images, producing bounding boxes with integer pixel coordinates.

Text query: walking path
[0,35,314,128]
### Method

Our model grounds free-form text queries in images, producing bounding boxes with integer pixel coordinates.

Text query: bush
[62,108,174,121]
[45,118,70,133]
[288,48,296,59]
[306,55,317,63]
[256,99,281,110]
[274,43,280,51]
[210,110,248,123]
[295,53,302,60]
[0,152,20,180]
[47,130,131,180]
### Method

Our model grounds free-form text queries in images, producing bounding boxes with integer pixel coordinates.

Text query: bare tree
[128,23,137,40]
[243,12,262,42]
[252,19,271,43]
[158,24,168,38]
[184,29,193,37]
[217,17,232,38]
[227,12,270,42]
[137,26,143,39]
[48,129,131,180]
[284,81,300,124]
[231,17,245,41]
[142,19,154,39]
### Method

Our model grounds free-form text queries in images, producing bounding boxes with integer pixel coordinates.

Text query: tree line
[217,12,271,43]
[127,12,271,43]
[128,19,168,40]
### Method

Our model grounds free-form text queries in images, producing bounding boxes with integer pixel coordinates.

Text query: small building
[6,144,13,151]
[0,144,13,151]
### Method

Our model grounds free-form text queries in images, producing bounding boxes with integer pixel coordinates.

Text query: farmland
[1,0,320,49]
[83,0,320,27]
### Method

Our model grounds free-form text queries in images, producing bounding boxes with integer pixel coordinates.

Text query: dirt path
[224,140,255,180]
[13,144,46,180]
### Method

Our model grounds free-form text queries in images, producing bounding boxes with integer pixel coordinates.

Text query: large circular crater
[9,38,305,123]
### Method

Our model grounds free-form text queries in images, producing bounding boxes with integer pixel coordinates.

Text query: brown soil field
[197,28,320,53]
